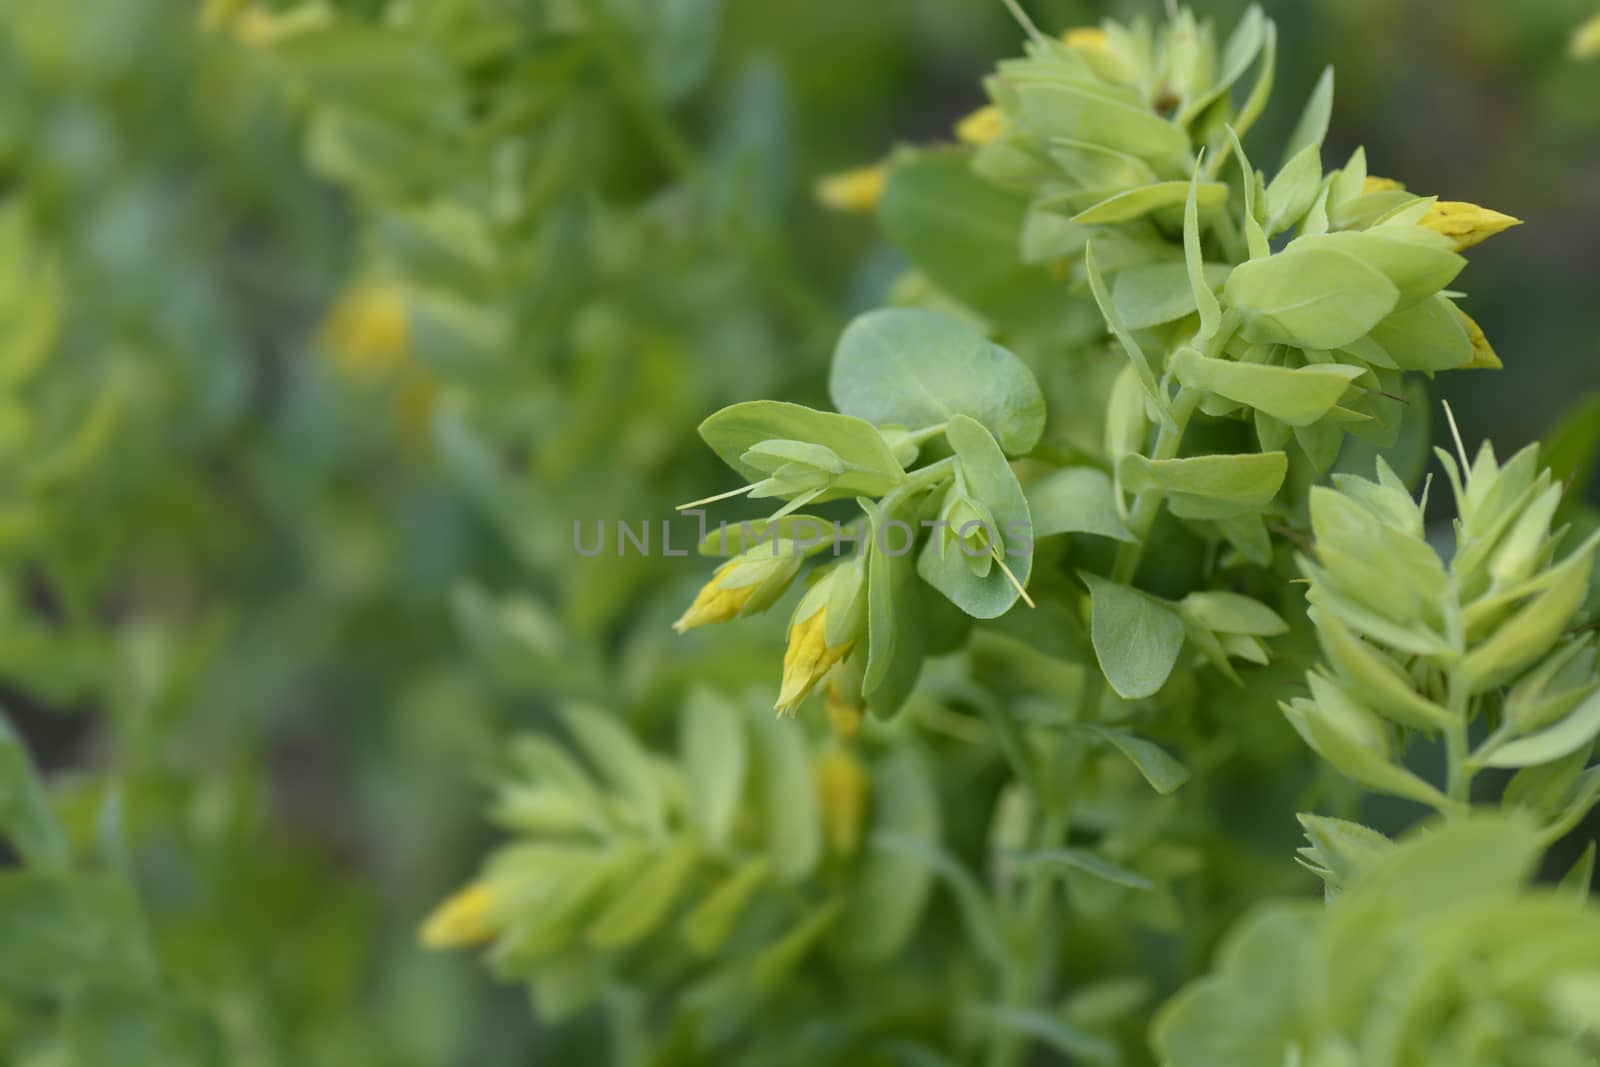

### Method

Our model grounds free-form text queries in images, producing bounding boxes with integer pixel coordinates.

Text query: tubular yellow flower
[674,542,804,634]
[1419,201,1522,252]
[1362,175,1407,194]
[322,282,412,383]
[1062,26,1109,50]
[227,3,333,46]
[815,165,886,215]
[776,562,864,713]
[1573,12,1600,58]
[955,105,1005,146]
[420,882,498,949]
[1460,310,1503,370]
[815,747,869,858]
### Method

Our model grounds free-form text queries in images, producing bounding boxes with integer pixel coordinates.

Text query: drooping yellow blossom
[814,165,886,215]
[1460,310,1502,370]
[1062,26,1109,50]
[824,673,864,740]
[1362,176,1407,194]
[955,104,1005,146]
[776,561,864,714]
[674,542,804,634]
[1419,201,1522,252]
[815,747,869,858]
[1572,11,1600,58]
[420,882,498,949]
[222,3,333,46]
[322,281,412,383]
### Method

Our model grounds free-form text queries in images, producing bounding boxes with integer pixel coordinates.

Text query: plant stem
[986,808,1071,1067]
[1444,673,1473,810]
[1111,387,1201,583]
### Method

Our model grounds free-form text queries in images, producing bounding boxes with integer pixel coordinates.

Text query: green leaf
[1483,687,1600,769]
[1080,724,1191,794]
[680,688,747,851]
[876,150,1067,331]
[586,836,699,948]
[961,1004,1119,1065]
[1118,451,1288,520]
[749,706,822,882]
[1013,83,1190,162]
[1086,243,1160,402]
[682,858,769,956]
[1081,573,1186,700]
[829,308,1045,456]
[1280,66,1334,170]
[0,714,68,870]
[66,989,225,1067]
[1292,231,1464,309]
[874,832,1007,968]
[1026,467,1136,543]
[1170,348,1363,427]
[917,416,1034,619]
[1178,592,1288,636]
[1264,140,1324,235]
[1112,261,1234,331]
[1225,246,1399,350]
[0,872,157,994]
[838,747,941,963]
[1012,847,1153,891]
[863,500,927,716]
[1072,180,1228,225]
[1366,294,1473,373]
[698,400,905,499]
[559,705,667,834]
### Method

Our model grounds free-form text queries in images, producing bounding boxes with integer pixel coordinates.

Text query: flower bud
[776,559,866,713]
[674,541,805,633]
[815,165,886,214]
[1418,200,1522,252]
[420,882,498,949]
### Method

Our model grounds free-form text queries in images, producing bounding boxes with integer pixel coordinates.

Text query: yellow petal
[420,883,497,949]
[814,165,886,215]
[776,609,853,712]
[1459,310,1502,370]
[1573,12,1600,58]
[955,105,1005,146]
[673,562,756,633]
[824,675,864,739]
[815,748,869,858]
[1062,26,1109,50]
[1362,176,1407,194]
[1419,200,1522,252]
[322,282,411,382]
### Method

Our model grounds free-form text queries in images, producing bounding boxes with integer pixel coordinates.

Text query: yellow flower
[322,281,412,383]
[420,882,498,949]
[674,542,804,634]
[1419,201,1522,252]
[955,105,1005,146]
[226,3,333,46]
[1062,26,1109,50]
[824,672,864,740]
[776,562,864,713]
[1573,12,1600,58]
[1362,176,1407,194]
[815,747,869,858]
[1459,310,1502,370]
[815,165,886,215]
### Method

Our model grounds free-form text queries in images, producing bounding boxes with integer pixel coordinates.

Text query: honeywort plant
[411,4,1600,1065]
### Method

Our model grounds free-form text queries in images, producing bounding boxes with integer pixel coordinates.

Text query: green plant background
[0,0,1597,1064]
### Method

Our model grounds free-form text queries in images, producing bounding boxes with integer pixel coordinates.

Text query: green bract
[1156,817,1600,1067]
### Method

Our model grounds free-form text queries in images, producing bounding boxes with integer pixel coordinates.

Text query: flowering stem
[987,808,1070,1067]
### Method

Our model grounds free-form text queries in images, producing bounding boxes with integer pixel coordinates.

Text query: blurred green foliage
[0,1,1597,1065]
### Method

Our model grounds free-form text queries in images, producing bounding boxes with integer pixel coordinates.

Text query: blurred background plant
[0,0,1597,1065]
